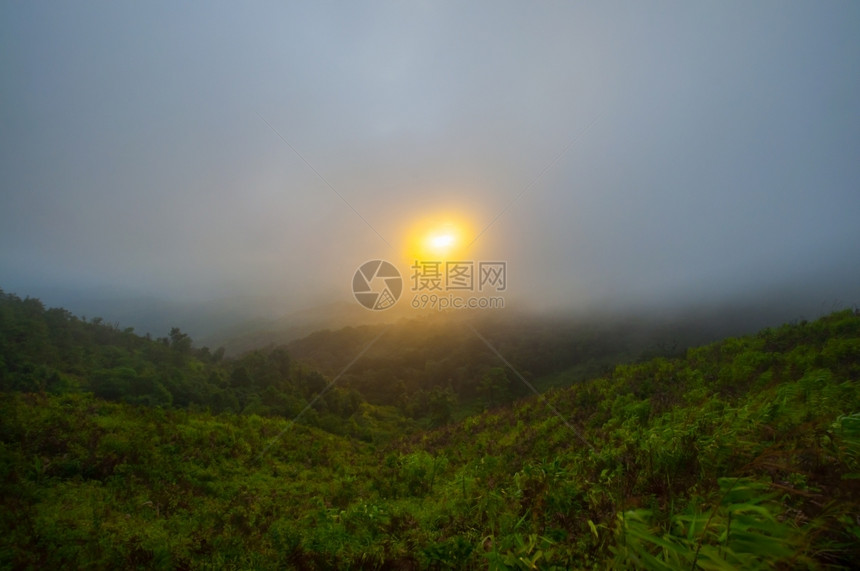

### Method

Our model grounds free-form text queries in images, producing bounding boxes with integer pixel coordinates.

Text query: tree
[428,386,456,427]
[480,367,509,408]
[169,327,192,354]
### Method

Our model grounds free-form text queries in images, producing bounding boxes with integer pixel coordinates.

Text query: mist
[2,2,859,336]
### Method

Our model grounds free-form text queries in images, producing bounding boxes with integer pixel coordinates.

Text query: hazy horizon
[3,2,859,333]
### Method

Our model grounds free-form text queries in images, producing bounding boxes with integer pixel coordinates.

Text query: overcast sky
[2,1,859,319]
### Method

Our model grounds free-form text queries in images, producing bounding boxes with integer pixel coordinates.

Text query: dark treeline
[0,289,392,438]
[3,287,835,437]
[1,289,699,434]
[285,308,768,419]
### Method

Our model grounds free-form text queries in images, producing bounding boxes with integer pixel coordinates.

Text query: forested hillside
[2,288,859,568]
[0,290,414,441]
[286,306,783,421]
[0,290,685,432]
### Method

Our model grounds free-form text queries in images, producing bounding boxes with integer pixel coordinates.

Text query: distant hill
[280,300,823,412]
[8,287,280,341]
[200,300,411,356]
[0,288,394,439]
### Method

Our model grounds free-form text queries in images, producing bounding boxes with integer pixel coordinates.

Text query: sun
[405,216,472,263]
[419,223,461,260]
[429,233,455,249]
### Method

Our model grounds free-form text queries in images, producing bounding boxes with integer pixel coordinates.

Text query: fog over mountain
[2,2,859,337]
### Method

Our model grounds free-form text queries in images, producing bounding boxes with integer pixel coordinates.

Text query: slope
[1,310,859,568]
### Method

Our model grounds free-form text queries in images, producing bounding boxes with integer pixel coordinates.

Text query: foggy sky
[2,1,859,323]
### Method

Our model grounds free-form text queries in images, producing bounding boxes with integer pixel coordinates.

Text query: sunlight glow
[404,215,474,263]
[429,234,456,249]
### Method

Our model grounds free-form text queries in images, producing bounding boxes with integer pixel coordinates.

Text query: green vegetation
[0,290,411,442]
[0,289,696,432]
[1,287,859,568]
[285,310,736,420]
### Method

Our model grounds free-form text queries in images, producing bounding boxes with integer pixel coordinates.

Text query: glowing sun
[405,217,472,262]
[429,233,455,249]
